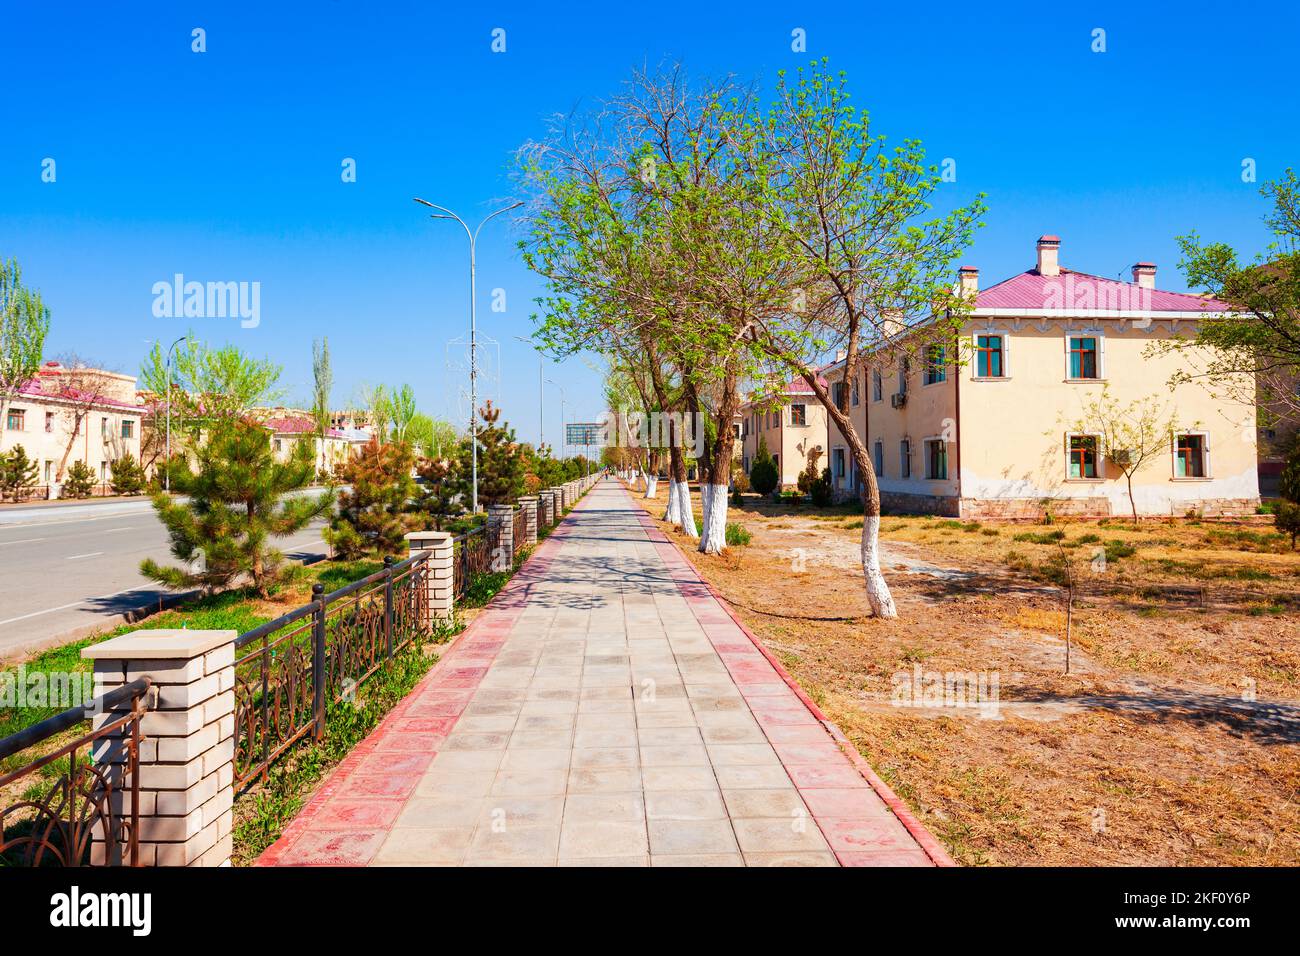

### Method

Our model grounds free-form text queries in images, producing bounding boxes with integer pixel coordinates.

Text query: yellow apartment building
[740,375,830,490]
[823,235,1259,518]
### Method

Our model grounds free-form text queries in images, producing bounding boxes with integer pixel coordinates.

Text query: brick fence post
[405,529,454,624]
[518,496,538,547]
[489,504,513,572]
[84,629,236,867]
[537,491,552,528]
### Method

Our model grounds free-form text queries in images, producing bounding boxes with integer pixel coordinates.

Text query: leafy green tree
[142,421,332,596]
[416,453,462,530]
[460,401,524,507]
[311,337,333,473]
[1165,170,1299,426]
[1280,439,1300,505]
[326,437,420,558]
[140,338,284,441]
[749,437,778,495]
[109,453,146,495]
[0,444,38,501]
[0,259,50,453]
[62,460,96,498]
[383,385,418,445]
[407,413,458,459]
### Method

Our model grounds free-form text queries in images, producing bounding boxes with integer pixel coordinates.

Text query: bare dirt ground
[628,482,1300,866]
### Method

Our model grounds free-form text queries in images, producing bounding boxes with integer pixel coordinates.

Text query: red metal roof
[975,268,1232,313]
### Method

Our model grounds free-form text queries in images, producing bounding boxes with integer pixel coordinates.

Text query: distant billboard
[565,422,601,446]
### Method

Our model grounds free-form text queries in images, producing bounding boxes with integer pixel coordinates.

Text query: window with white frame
[1174,432,1209,478]
[872,440,884,477]
[1067,434,1100,479]
[974,333,1006,378]
[871,369,882,402]
[899,439,911,478]
[1067,334,1102,380]
[924,439,947,480]
[6,408,25,431]
[790,403,807,426]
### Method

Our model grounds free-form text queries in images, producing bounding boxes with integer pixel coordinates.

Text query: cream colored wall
[740,396,828,488]
[956,319,1258,514]
[1,396,142,486]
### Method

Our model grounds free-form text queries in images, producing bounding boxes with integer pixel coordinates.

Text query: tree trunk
[645,475,658,498]
[1127,473,1138,523]
[55,411,87,483]
[697,371,739,555]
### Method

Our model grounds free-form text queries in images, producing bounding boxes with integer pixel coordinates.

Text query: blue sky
[2,1,1296,448]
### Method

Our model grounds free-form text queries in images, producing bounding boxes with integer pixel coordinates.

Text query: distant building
[740,375,830,490]
[0,361,142,495]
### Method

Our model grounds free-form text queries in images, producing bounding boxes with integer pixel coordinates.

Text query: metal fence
[513,507,529,557]
[0,678,152,867]
[232,553,429,793]
[452,518,500,601]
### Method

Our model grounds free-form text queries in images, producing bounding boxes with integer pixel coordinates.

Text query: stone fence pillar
[489,504,514,572]
[405,529,454,624]
[518,496,538,547]
[84,629,236,867]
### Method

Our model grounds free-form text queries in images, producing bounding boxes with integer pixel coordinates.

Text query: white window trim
[922,436,948,481]
[871,369,883,403]
[1065,431,1105,482]
[971,329,1010,380]
[1171,430,1212,480]
[1064,328,1107,382]
[899,438,912,479]
[832,445,847,481]
[789,402,808,427]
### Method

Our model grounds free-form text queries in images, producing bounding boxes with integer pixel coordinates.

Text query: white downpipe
[677,480,698,539]
[861,515,898,618]
[664,479,680,522]
[699,484,729,554]
[645,476,658,498]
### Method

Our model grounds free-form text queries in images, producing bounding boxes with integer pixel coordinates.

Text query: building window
[900,439,911,479]
[831,382,846,410]
[1174,433,1207,478]
[898,359,910,394]
[274,439,283,452]
[923,346,946,385]
[1068,336,1100,379]
[6,408,24,431]
[975,334,1004,378]
[1068,434,1099,479]
[872,440,884,477]
[101,417,109,438]
[924,439,947,480]
[851,377,860,406]
[45,411,54,432]
[121,420,134,439]
[790,403,807,426]
[871,369,882,402]
[833,447,846,479]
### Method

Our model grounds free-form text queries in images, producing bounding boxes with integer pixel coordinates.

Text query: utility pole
[164,335,186,494]
[414,197,522,513]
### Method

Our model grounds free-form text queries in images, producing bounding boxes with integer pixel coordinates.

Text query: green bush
[1275,502,1300,550]
[725,522,751,547]
[109,453,146,495]
[749,437,778,495]
[62,460,96,499]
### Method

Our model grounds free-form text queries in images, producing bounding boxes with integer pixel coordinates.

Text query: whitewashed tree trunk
[645,476,658,498]
[699,483,713,536]
[664,479,680,522]
[677,481,698,539]
[861,515,898,618]
[698,484,729,554]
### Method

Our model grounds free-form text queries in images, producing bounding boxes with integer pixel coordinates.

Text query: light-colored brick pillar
[518,496,538,547]
[489,504,513,572]
[84,629,235,867]
[406,529,454,623]
[550,486,564,513]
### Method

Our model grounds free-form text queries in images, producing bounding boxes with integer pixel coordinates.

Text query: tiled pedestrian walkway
[259,479,951,867]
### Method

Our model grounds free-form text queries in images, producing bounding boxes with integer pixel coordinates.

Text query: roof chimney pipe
[1036,235,1061,277]
[1132,262,1157,289]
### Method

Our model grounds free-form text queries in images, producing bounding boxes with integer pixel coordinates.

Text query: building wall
[741,396,829,489]
[2,394,142,487]
[956,319,1258,517]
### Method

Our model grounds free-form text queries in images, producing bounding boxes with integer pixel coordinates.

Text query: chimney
[1036,235,1061,277]
[957,265,979,299]
[835,349,847,362]
[1132,262,1157,289]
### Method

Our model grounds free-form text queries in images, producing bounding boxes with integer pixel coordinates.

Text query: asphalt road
[0,498,330,661]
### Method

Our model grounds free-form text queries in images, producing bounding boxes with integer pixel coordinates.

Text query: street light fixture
[164,335,187,494]
[413,197,523,515]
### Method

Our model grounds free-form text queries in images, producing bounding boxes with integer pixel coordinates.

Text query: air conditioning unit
[890,392,907,409]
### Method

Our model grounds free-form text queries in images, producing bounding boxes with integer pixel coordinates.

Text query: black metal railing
[0,678,152,867]
[232,553,430,793]
[513,506,529,556]
[452,519,500,601]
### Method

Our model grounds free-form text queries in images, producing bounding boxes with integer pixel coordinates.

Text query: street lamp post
[547,379,566,460]
[164,335,186,494]
[413,197,522,514]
